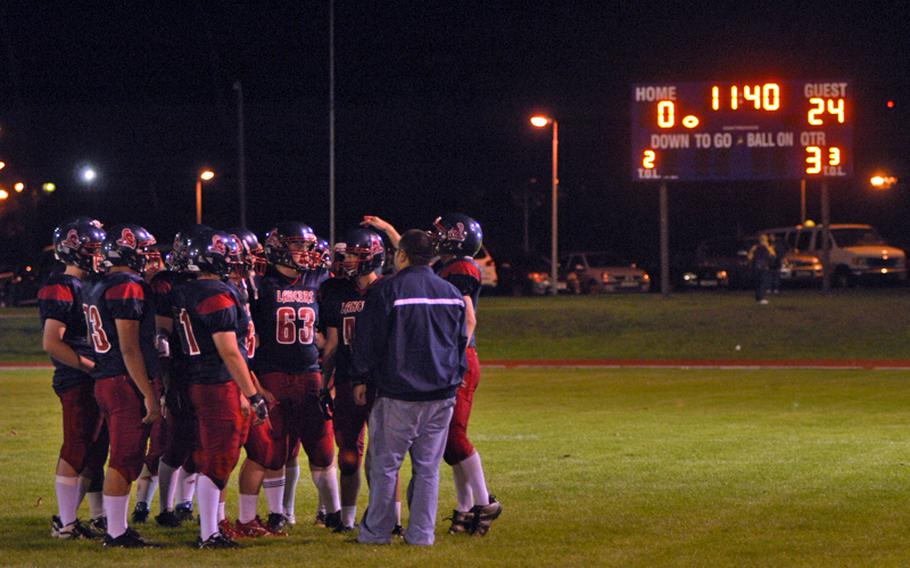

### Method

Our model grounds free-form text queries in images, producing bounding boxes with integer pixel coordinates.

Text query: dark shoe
[155,510,181,528]
[266,513,288,536]
[313,510,326,526]
[197,532,240,549]
[103,528,156,548]
[131,502,150,524]
[333,523,356,533]
[471,496,502,536]
[86,517,107,538]
[392,524,404,538]
[324,510,342,530]
[51,516,84,540]
[175,502,194,522]
[446,510,474,535]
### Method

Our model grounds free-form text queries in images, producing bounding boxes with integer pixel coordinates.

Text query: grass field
[4,366,910,566]
[6,289,910,362]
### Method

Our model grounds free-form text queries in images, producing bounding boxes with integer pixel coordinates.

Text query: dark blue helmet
[53,217,106,272]
[228,226,267,275]
[167,224,211,271]
[333,228,385,278]
[101,224,160,273]
[311,237,332,271]
[264,221,317,272]
[432,214,483,257]
[185,229,241,277]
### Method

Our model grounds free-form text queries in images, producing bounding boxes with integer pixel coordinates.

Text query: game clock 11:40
[630,80,853,182]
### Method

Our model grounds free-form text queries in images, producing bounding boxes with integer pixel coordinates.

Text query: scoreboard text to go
[630,81,853,182]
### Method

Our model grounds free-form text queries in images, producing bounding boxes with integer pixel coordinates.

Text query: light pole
[530,115,559,296]
[233,81,247,228]
[196,169,215,224]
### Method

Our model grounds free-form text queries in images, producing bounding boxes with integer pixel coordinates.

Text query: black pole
[821,181,831,294]
[233,81,247,228]
[660,182,670,297]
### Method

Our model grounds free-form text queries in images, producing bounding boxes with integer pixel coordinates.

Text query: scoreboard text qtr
[631,81,853,182]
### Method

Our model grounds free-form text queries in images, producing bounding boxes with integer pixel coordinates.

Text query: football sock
[176,468,197,505]
[311,465,341,513]
[452,463,473,512]
[342,505,357,528]
[135,475,158,507]
[88,492,104,519]
[55,475,80,526]
[238,493,259,524]
[197,475,221,541]
[157,461,178,513]
[395,501,401,525]
[104,494,130,539]
[461,451,490,506]
[218,500,226,522]
[283,464,300,517]
[263,476,286,515]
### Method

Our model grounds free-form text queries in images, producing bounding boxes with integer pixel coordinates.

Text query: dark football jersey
[229,278,257,361]
[318,276,378,382]
[436,257,481,347]
[38,273,93,392]
[149,270,196,377]
[84,271,160,380]
[251,270,320,375]
[172,278,251,385]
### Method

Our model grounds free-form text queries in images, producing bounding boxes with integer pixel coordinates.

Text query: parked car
[496,254,552,296]
[560,251,651,294]
[680,265,730,289]
[692,236,753,288]
[758,223,906,286]
[475,245,498,290]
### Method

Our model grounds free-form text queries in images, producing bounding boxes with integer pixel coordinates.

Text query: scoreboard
[631,80,853,182]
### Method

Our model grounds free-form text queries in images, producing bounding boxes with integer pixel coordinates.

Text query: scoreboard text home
[631,81,853,182]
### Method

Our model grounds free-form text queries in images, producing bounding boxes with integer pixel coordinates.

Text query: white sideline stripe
[483,363,909,371]
[393,298,465,307]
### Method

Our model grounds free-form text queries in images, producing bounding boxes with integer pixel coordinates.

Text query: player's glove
[248,393,269,422]
[154,332,171,358]
[318,387,335,421]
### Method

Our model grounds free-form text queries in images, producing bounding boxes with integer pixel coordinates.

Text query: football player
[319,227,404,533]
[172,230,268,548]
[432,214,501,535]
[250,222,341,532]
[41,217,109,539]
[84,224,162,547]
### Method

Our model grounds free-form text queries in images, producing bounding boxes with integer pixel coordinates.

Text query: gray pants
[358,396,455,545]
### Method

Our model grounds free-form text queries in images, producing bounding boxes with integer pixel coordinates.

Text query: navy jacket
[351,265,467,401]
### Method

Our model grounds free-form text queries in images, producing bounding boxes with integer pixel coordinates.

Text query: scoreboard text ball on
[631,81,853,181]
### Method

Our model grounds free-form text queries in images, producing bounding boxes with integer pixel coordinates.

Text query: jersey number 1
[178,309,202,356]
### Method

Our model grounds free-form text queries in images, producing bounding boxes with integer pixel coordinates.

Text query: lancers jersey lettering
[436,257,481,347]
[251,270,320,375]
[38,272,94,392]
[84,271,160,380]
[318,277,377,382]
[173,279,250,385]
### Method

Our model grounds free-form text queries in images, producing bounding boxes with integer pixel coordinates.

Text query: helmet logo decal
[62,229,81,249]
[446,222,467,242]
[117,228,137,249]
[211,234,227,255]
[370,237,384,255]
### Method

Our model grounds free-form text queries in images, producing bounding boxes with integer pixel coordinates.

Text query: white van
[761,223,906,286]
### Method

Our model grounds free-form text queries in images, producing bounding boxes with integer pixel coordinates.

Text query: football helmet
[184,229,242,277]
[228,227,267,275]
[333,228,385,278]
[166,224,211,271]
[432,213,483,257]
[53,217,106,272]
[311,237,333,272]
[263,222,317,272]
[101,224,160,273]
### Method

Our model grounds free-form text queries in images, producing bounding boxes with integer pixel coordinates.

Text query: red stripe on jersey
[105,282,145,301]
[440,260,481,281]
[196,292,236,316]
[38,284,74,302]
[150,278,172,295]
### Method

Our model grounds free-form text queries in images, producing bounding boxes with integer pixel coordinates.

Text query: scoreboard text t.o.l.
[630,81,853,182]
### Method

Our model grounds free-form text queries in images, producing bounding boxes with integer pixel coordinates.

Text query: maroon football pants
[332,380,375,476]
[443,346,480,465]
[94,375,150,482]
[57,380,108,475]
[187,381,245,490]
[259,372,334,468]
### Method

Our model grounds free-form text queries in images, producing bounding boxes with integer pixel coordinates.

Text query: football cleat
[51,516,84,539]
[313,510,326,526]
[218,518,244,540]
[86,516,107,538]
[446,510,474,535]
[333,523,356,534]
[234,516,271,538]
[284,512,297,526]
[103,528,156,548]
[175,501,194,522]
[131,502,150,524]
[197,532,240,549]
[266,512,289,535]
[155,510,181,528]
[392,524,404,538]
[324,510,342,530]
[470,496,502,536]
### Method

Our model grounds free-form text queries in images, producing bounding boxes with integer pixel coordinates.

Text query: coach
[351,229,467,545]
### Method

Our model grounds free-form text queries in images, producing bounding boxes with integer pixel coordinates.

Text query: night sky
[0,1,907,267]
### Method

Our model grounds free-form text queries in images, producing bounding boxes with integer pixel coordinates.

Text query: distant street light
[13,182,24,193]
[196,169,216,224]
[870,174,898,190]
[0,189,8,200]
[0,161,6,171]
[42,182,56,193]
[530,114,559,296]
[81,167,97,183]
